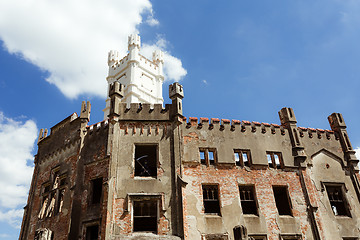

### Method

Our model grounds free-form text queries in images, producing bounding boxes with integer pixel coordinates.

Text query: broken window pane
[208,151,215,165]
[202,185,221,215]
[242,152,249,166]
[273,186,292,216]
[135,145,157,177]
[91,178,102,204]
[326,185,351,217]
[266,152,283,169]
[200,150,206,165]
[133,200,158,233]
[234,152,240,166]
[234,150,251,167]
[86,225,99,240]
[239,186,258,215]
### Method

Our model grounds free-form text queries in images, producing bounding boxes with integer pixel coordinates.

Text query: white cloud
[0,112,37,228]
[355,147,360,161]
[202,79,208,85]
[0,0,185,99]
[142,37,187,82]
[0,209,24,229]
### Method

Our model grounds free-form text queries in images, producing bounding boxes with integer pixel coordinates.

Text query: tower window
[239,185,258,215]
[234,150,251,167]
[134,145,157,177]
[85,225,99,240]
[133,200,158,233]
[273,186,292,216]
[91,178,103,204]
[199,148,217,166]
[202,185,221,215]
[266,152,283,168]
[326,185,351,217]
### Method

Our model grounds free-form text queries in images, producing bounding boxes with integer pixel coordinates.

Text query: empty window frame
[200,148,217,166]
[326,185,351,217]
[234,149,251,167]
[91,178,103,204]
[133,199,158,233]
[85,224,99,240]
[266,152,283,168]
[202,185,221,215]
[273,186,292,216]
[239,185,258,215]
[134,145,157,177]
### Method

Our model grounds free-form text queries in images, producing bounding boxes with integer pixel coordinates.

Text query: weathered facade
[20,35,360,240]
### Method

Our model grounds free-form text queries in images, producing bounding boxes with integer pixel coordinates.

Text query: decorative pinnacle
[128,34,141,50]
[153,50,164,64]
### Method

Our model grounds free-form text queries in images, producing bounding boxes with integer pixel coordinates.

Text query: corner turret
[169,82,184,117]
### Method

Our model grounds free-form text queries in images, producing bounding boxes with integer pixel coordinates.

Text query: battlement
[182,116,339,141]
[86,119,109,133]
[110,103,172,121]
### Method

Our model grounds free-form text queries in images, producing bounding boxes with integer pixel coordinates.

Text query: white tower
[103,34,164,119]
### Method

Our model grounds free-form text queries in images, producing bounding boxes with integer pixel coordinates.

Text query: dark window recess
[91,178,103,204]
[86,225,99,240]
[267,152,283,168]
[239,186,258,215]
[133,200,157,233]
[273,186,292,216]
[233,225,247,240]
[199,148,217,166]
[326,185,351,217]
[234,150,251,167]
[202,185,221,215]
[135,145,157,177]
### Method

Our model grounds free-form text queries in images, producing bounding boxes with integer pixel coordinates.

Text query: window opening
[248,236,267,240]
[202,185,221,215]
[135,145,157,177]
[200,150,206,165]
[234,150,251,167]
[91,178,103,204]
[273,186,292,216]
[133,200,158,233]
[199,148,217,166]
[38,170,67,219]
[208,151,215,165]
[266,152,283,168]
[239,186,258,215]
[86,225,99,240]
[326,185,350,217]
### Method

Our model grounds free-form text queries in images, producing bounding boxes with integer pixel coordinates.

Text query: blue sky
[1,0,360,238]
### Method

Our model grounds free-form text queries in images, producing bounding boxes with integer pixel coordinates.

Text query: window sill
[204,214,221,218]
[133,176,157,180]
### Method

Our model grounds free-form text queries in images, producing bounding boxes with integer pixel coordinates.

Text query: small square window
[239,185,258,215]
[133,200,158,233]
[325,185,351,217]
[135,145,157,177]
[273,186,292,216]
[234,149,251,167]
[202,185,221,215]
[199,148,217,166]
[266,152,283,168]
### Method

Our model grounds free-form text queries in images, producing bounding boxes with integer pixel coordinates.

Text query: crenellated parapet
[110,102,172,121]
[184,117,286,135]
